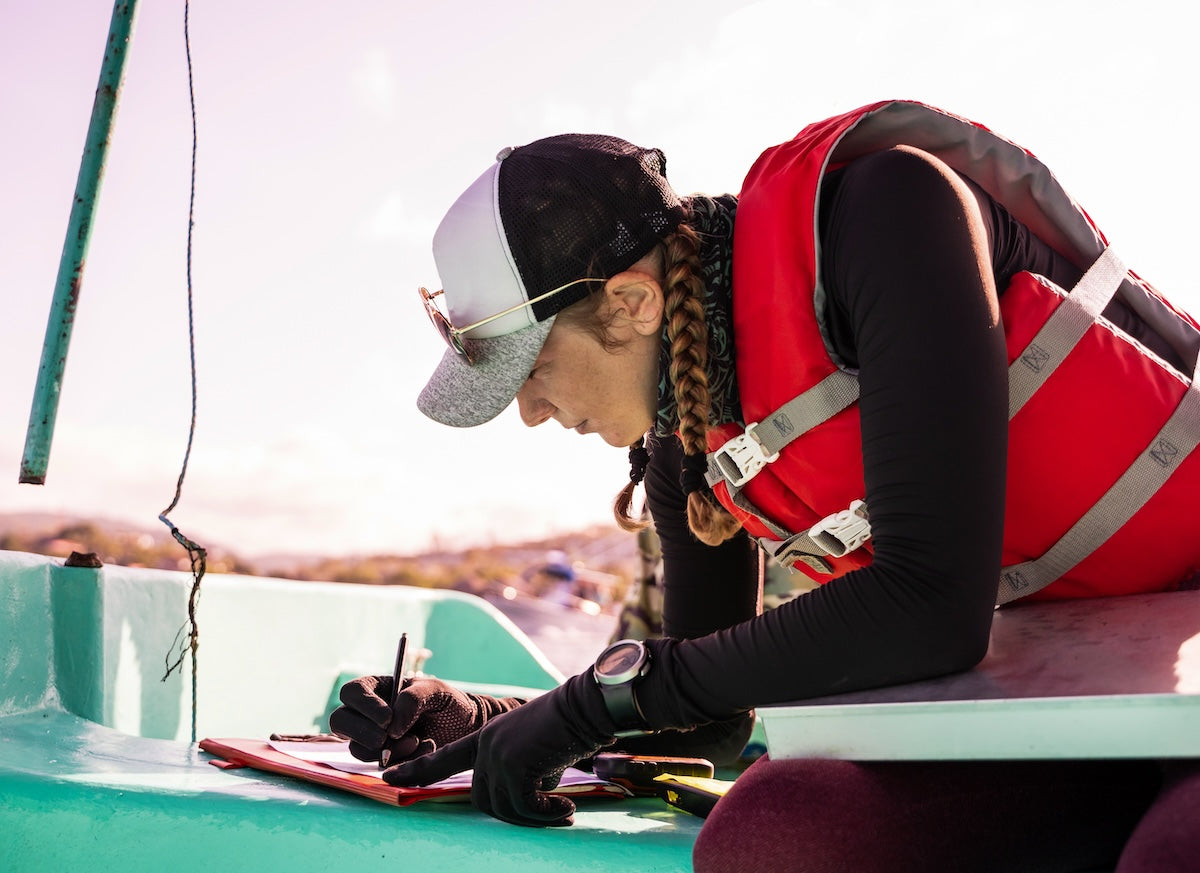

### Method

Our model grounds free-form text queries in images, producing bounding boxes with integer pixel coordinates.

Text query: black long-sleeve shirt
[634,146,1102,732]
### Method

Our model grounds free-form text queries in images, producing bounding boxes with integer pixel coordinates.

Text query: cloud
[534,102,619,137]
[350,48,398,121]
[360,191,434,244]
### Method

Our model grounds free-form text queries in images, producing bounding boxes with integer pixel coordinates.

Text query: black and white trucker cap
[416,134,684,427]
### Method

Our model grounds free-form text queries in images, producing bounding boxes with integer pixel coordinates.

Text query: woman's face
[515,274,663,448]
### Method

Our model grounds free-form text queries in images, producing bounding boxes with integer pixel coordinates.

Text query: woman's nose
[517,390,554,427]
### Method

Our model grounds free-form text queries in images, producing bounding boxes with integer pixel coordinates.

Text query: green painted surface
[0,551,53,712]
[50,564,106,724]
[1,551,561,740]
[0,551,699,871]
[424,595,564,687]
[0,710,699,873]
[21,0,141,484]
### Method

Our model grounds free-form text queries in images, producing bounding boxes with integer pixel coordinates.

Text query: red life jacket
[707,100,1200,603]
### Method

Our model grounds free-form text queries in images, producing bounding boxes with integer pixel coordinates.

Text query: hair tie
[627,441,650,486]
[679,450,709,496]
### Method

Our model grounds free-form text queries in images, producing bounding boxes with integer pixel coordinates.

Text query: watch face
[597,641,644,679]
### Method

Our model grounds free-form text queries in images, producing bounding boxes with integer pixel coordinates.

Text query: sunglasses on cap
[419,277,606,364]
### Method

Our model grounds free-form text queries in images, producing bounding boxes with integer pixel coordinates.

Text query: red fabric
[694,755,1163,873]
[999,273,1200,600]
[719,99,1200,598]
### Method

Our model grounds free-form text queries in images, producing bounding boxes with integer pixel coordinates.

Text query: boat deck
[1,709,700,872]
[0,550,700,871]
[4,549,1197,871]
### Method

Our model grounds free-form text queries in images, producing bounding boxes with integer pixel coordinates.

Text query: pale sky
[2,0,1196,558]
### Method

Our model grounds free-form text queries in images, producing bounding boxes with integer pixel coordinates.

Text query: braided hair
[611,222,742,546]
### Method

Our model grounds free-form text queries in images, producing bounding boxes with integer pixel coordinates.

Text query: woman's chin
[598,427,642,448]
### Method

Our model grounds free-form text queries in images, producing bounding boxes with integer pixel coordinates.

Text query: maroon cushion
[694,755,1161,873]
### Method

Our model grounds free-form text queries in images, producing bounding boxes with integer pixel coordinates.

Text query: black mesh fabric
[496,135,685,321]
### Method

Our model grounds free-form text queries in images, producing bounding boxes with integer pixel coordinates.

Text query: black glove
[329,675,524,766]
[382,671,618,827]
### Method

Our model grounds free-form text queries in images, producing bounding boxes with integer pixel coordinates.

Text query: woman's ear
[604,270,665,336]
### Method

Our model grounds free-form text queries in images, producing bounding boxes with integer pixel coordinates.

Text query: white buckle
[808,499,871,557]
[712,423,780,488]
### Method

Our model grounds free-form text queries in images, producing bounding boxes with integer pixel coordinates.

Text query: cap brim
[416,317,555,427]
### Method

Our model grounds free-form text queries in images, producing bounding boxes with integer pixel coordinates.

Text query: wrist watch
[593,639,652,736]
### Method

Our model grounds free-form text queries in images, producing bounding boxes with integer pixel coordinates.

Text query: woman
[332,101,1200,871]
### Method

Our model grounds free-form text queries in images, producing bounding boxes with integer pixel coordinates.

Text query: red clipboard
[199,737,628,807]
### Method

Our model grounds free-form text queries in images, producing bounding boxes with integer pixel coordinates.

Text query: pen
[380,632,408,769]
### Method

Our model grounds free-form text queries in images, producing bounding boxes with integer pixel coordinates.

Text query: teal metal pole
[20,1,140,485]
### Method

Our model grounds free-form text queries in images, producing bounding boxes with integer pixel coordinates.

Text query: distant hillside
[0,511,252,574]
[0,511,170,540]
[0,512,641,605]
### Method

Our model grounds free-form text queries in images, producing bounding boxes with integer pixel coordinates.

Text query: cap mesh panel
[497,134,685,320]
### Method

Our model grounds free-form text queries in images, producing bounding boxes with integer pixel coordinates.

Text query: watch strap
[593,641,652,736]
[597,680,649,735]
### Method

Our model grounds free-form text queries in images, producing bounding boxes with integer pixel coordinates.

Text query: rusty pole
[20,1,140,485]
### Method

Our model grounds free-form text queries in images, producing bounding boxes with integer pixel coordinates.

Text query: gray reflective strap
[1009,247,1127,420]
[755,369,861,455]
[710,478,789,539]
[768,532,835,575]
[996,358,1200,605]
[706,369,860,495]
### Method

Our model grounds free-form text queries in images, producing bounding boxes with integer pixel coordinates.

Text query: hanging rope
[159,0,206,747]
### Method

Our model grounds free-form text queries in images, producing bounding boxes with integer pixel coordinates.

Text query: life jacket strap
[760,500,871,575]
[706,368,860,492]
[1009,246,1126,420]
[997,350,1200,604]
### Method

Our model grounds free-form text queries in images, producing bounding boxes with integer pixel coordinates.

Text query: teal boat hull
[0,551,701,871]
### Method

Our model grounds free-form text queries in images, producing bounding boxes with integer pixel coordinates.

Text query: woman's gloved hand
[382,671,619,827]
[329,675,524,766]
